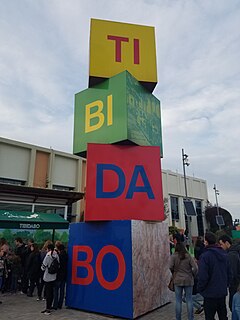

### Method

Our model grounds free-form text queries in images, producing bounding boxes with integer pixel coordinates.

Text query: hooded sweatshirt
[41,250,59,282]
[228,243,240,291]
[198,244,232,298]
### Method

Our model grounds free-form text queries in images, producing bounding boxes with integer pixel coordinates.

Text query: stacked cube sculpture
[66,18,170,319]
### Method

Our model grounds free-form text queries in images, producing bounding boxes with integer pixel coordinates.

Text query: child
[232,284,240,320]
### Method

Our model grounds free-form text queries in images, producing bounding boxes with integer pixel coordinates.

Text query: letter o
[96,245,126,290]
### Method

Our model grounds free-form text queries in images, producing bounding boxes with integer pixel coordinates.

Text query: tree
[60,231,69,244]
[34,230,53,245]
[169,225,179,236]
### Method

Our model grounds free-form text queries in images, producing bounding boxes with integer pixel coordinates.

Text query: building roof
[0,183,84,205]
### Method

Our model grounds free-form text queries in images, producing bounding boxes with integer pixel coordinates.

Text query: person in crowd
[0,249,8,295]
[191,237,204,315]
[182,274,204,315]
[0,238,9,256]
[54,240,62,248]
[194,237,205,261]
[7,251,21,294]
[183,230,191,251]
[41,243,59,315]
[53,243,68,310]
[173,230,185,245]
[169,234,175,254]
[22,238,34,294]
[170,242,198,320]
[38,240,53,301]
[192,276,204,314]
[232,283,240,320]
[183,238,204,315]
[14,237,28,293]
[198,232,232,320]
[0,251,12,293]
[218,234,240,311]
[26,243,41,297]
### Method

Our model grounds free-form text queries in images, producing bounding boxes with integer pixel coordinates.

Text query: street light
[213,184,221,230]
[182,149,190,198]
[182,148,192,248]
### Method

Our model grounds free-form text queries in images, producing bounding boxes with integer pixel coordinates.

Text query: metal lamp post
[182,148,192,248]
[213,184,221,230]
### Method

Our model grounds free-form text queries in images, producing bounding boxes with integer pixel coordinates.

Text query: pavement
[0,291,231,320]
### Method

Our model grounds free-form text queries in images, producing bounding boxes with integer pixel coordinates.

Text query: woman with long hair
[26,243,41,297]
[169,242,198,320]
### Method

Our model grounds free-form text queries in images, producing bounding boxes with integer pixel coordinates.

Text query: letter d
[96,164,125,198]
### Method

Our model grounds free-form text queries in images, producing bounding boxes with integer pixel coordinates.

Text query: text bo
[71,245,126,291]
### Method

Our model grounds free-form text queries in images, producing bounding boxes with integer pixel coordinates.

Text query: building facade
[162,170,208,237]
[0,137,84,221]
[0,137,208,236]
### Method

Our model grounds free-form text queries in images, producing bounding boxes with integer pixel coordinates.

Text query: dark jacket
[228,243,240,291]
[198,244,232,298]
[57,249,68,281]
[26,251,41,279]
[194,242,205,261]
[15,243,28,268]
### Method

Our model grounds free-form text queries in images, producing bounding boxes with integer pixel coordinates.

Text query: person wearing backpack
[41,244,59,315]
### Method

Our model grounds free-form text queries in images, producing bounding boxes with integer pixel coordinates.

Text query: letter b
[85,95,113,133]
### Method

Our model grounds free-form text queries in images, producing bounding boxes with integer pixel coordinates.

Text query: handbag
[168,258,181,292]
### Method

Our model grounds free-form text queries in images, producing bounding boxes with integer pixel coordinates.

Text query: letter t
[107,35,129,62]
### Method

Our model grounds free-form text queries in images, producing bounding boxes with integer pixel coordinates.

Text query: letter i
[107,95,113,126]
[134,39,140,64]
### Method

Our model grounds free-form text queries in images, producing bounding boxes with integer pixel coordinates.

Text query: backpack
[48,257,60,274]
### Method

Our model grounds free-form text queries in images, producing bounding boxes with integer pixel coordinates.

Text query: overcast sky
[0,0,239,219]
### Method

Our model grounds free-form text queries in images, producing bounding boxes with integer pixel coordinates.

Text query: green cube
[73,71,163,156]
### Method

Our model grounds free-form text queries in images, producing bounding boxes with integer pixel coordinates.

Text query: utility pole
[182,148,192,248]
[213,184,221,230]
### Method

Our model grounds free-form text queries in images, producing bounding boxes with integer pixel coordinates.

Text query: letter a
[126,165,155,199]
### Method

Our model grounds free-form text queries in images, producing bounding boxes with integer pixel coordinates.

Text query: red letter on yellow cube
[89,19,157,92]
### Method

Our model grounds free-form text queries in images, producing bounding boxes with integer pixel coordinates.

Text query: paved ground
[0,291,232,319]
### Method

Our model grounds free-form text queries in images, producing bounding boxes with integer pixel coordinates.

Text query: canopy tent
[0,210,69,230]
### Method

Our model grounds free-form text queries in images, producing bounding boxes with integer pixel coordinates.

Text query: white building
[0,137,85,221]
[162,170,208,237]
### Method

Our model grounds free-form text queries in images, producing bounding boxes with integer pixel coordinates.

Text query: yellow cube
[89,19,158,92]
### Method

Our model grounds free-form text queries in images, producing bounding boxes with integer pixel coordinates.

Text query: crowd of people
[2,231,240,319]
[0,237,68,315]
[169,231,240,320]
